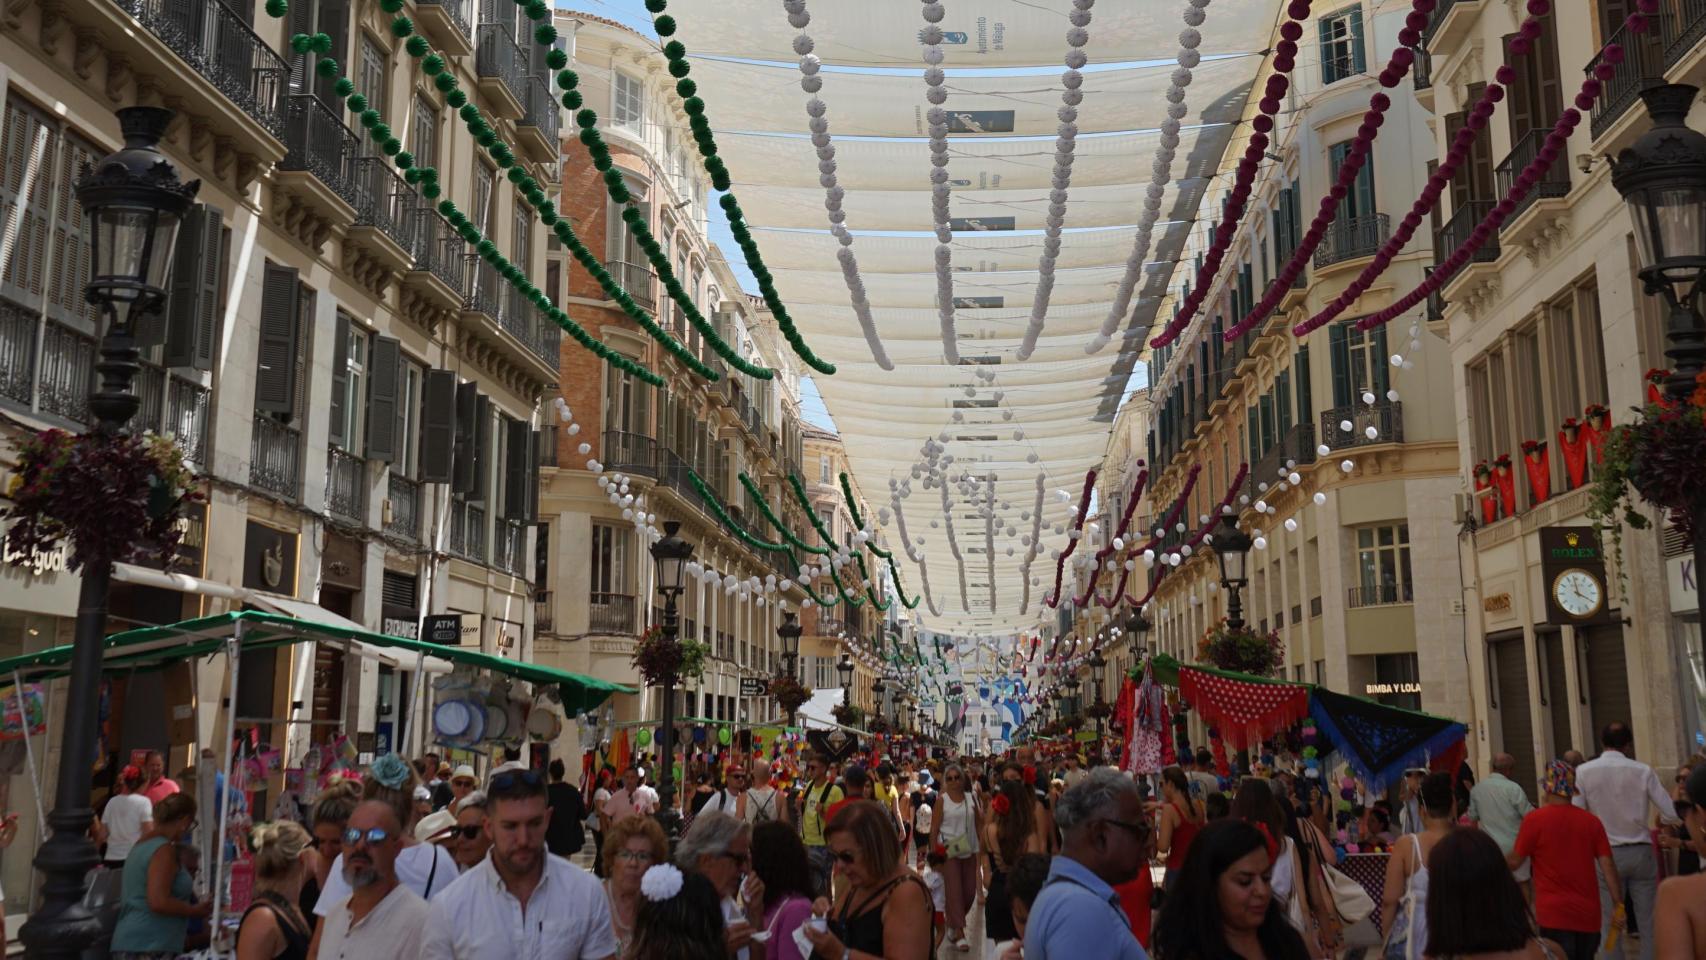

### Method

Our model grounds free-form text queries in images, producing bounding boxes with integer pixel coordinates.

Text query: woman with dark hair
[1291,780,1337,868]
[1379,771,1456,960]
[1232,780,1333,957]
[750,821,816,960]
[1159,766,1207,890]
[626,864,728,960]
[1424,827,1561,959]
[1150,819,1312,960]
[981,778,1049,952]
[802,800,933,960]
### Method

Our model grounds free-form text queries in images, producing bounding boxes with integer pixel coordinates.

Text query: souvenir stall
[0,610,631,950]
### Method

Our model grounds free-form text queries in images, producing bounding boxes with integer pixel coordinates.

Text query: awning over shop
[0,610,636,715]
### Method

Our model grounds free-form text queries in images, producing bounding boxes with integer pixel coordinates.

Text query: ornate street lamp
[775,610,804,726]
[1213,512,1254,630]
[1612,83,1706,595]
[648,521,693,837]
[836,651,854,706]
[1089,648,1108,739]
[21,106,198,960]
[1126,606,1152,662]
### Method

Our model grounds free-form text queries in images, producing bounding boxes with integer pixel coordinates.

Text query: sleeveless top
[1164,800,1202,872]
[1389,834,1432,960]
[110,836,193,953]
[828,873,933,957]
[239,890,311,960]
[938,793,978,855]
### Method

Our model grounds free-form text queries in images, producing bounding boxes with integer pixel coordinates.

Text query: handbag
[1323,862,1375,924]
[945,831,976,859]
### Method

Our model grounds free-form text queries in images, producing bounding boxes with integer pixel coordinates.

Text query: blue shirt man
[1023,769,1149,960]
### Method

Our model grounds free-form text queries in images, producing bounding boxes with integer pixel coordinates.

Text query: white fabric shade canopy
[673,0,1274,633]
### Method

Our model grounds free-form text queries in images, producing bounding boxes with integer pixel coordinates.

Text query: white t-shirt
[924,869,946,911]
[913,803,934,838]
[419,853,617,960]
[314,842,460,916]
[316,883,429,960]
[102,794,152,863]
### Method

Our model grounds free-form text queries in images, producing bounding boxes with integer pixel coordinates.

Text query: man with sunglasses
[310,800,429,959]
[701,765,749,819]
[1023,769,1150,960]
[799,753,844,898]
[421,767,617,960]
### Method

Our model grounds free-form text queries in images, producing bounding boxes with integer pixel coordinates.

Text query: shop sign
[1365,682,1422,695]
[242,521,298,593]
[2,536,68,578]
[1668,554,1698,616]
[381,615,418,640]
[1483,593,1512,613]
[322,533,364,591]
[423,613,463,645]
[495,619,521,656]
[740,678,769,697]
[1538,527,1613,625]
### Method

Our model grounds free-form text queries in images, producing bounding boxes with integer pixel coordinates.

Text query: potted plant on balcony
[3,429,201,572]
[630,624,709,687]
[1588,372,1706,556]
[1196,618,1285,678]
[832,703,865,728]
[769,673,811,719]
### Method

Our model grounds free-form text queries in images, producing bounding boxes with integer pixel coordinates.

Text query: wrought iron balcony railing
[114,0,290,136]
[353,157,419,249]
[1319,400,1404,451]
[1494,128,1572,224]
[603,430,659,477]
[386,472,421,541]
[280,94,361,206]
[410,210,465,295]
[251,414,302,501]
[1434,200,1499,269]
[518,75,561,142]
[475,23,528,109]
[590,592,637,634]
[326,446,366,523]
[1347,582,1415,607]
[496,518,527,577]
[1314,213,1390,269]
[604,258,656,310]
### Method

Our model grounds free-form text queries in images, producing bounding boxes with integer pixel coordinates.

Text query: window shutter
[164,203,223,371]
[288,0,313,92]
[1372,326,1391,396]
[1259,394,1275,455]
[504,417,533,521]
[315,0,350,106]
[1349,7,1366,74]
[1277,371,1294,436]
[1318,16,1335,84]
[470,394,492,504]
[254,263,301,415]
[1505,35,1535,140]
[1329,323,1352,408]
[1354,159,1376,223]
[327,313,351,449]
[1246,407,1259,464]
[420,369,457,482]
[453,381,478,492]
[1297,345,1314,424]
[366,336,401,461]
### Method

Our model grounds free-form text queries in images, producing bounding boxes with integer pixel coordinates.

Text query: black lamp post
[20,106,198,960]
[1611,83,1706,598]
[649,520,693,837]
[1089,649,1108,739]
[1126,607,1152,663]
[1213,512,1254,630]
[871,676,885,729]
[836,651,854,708]
[776,610,802,726]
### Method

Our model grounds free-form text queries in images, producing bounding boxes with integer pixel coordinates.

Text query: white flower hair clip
[640,863,685,902]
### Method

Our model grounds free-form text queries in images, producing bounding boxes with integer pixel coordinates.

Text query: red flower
[1647,368,1671,385]
[991,794,1011,817]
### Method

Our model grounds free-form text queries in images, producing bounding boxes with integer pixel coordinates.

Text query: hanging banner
[0,683,47,741]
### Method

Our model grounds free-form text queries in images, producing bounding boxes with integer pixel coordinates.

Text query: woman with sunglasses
[441,791,490,871]
[602,814,670,956]
[802,800,933,960]
[927,763,983,953]
[677,812,761,958]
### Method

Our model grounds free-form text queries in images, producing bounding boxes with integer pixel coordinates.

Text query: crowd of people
[76,722,1706,960]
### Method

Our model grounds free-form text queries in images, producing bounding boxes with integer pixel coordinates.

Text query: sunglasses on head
[491,769,545,791]
[343,827,390,847]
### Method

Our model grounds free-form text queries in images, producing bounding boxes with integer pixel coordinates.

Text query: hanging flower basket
[1196,618,1285,678]
[630,624,709,687]
[1588,377,1706,550]
[769,674,810,716]
[866,714,890,735]
[1085,701,1113,720]
[3,430,201,572]
[831,702,865,727]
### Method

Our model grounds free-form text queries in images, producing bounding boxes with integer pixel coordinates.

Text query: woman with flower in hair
[981,778,1050,954]
[626,863,728,960]
[309,753,457,921]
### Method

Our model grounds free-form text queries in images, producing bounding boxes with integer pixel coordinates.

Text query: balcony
[326,447,367,524]
[415,0,475,58]
[603,430,659,477]
[475,23,527,120]
[1314,213,1391,270]
[1494,129,1572,229]
[496,519,527,578]
[250,415,302,501]
[1412,46,1432,91]
[605,258,656,310]
[1423,0,1484,54]
[1245,422,1317,503]
[1424,266,1446,322]
[110,0,290,138]
[1318,400,1404,451]
[449,499,487,562]
[405,210,465,311]
[1347,583,1415,608]
[385,473,421,542]
[1433,200,1499,294]
[535,591,554,634]
[460,259,557,375]
[516,76,561,163]
[590,592,637,634]
[350,157,419,273]
[1659,0,1706,70]
[1587,17,1669,143]
[658,446,712,517]
[164,375,211,471]
[539,425,559,468]
[35,320,96,425]
[276,95,360,243]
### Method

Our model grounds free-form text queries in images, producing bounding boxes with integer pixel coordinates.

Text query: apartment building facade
[0,0,561,912]
[797,425,885,714]
[1423,0,1704,791]
[1137,0,1470,739]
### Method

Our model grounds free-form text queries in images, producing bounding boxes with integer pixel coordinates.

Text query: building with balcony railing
[1421,0,1706,788]
[1126,0,1466,748]
[0,0,566,906]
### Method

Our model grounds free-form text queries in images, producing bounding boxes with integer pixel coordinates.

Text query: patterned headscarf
[1542,759,1577,798]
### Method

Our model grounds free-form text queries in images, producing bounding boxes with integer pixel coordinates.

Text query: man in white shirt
[1573,723,1679,960]
[701,766,748,818]
[421,767,617,960]
[311,800,429,960]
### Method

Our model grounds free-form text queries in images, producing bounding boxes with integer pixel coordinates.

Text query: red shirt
[1513,802,1612,932]
[141,778,180,806]
[1115,866,1153,948]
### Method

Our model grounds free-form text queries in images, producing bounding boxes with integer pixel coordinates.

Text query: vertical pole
[658,591,679,838]
[211,619,243,938]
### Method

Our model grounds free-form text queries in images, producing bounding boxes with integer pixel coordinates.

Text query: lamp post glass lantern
[20,106,199,960]
[648,520,694,836]
[776,610,803,724]
[1214,513,1254,630]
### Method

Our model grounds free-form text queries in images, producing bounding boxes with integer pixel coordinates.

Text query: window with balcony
[357,36,388,155]
[1353,524,1412,606]
[1319,5,1366,85]
[613,71,645,127]
[590,522,635,633]
[331,315,370,453]
[289,0,350,106]
[1328,322,1388,407]
[412,96,440,173]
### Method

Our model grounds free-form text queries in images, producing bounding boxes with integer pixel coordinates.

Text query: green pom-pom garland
[421,54,445,75]
[265,0,288,18]
[667,58,690,79]
[653,15,677,35]
[333,77,355,97]
[290,33,313,53]
[311,32,332,53]
[546,48,568,69]
[433,72,457,92]
[663,41,686,60]
[405,35,429,56]
[390,15,412,37]
[644,0,668,11]
[446,89,467,108]
[315,57,339,78]
[675,78,696,98]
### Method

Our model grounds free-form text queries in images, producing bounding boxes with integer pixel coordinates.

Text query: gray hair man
[677,812,756,959]
[1022,769,1149,960]
[311,800,429,957]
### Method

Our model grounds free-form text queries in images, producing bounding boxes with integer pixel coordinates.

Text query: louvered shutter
[1296,345,1314,424]
[289,0,314,93]
[453,381,478,492]
[1329,324,1352,409]
[504,417,534,521]
[1277,372,1294,436]
[315,0,350,106]
[420,369,457,483]
[470,394,492,504]
[1372,326,1391,397]
[327,313,351,448]
[1349,7,1366,74]
[164,204,223,370]
[366,335,400,461]
[0,100,54,310]
[50,134,98,329]
[254,263,301,414]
